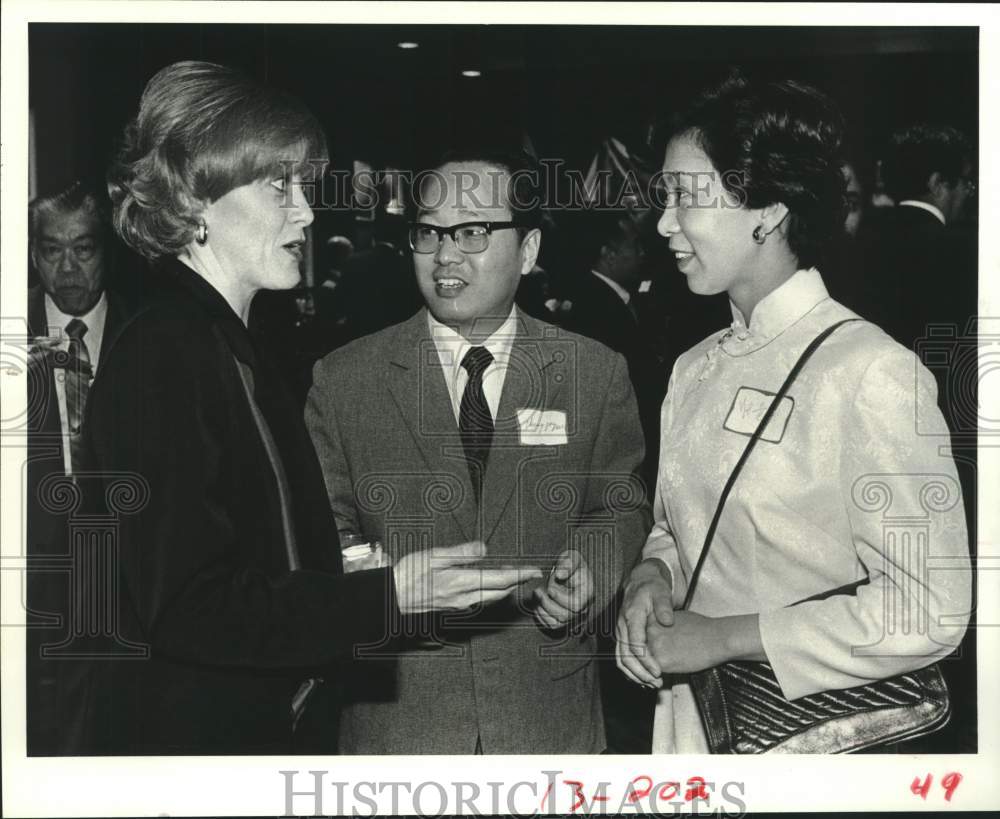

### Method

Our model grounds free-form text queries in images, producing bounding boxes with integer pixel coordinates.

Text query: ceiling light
[461,69,482,78]
[397,41,419,50]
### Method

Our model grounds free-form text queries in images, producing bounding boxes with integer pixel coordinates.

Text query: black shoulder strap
[681,318,862,611]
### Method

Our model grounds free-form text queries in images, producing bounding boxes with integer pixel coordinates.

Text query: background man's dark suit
[558,271,667,487]
[333,242,422,342]
[859,205,975,355]
[25,283,130,755]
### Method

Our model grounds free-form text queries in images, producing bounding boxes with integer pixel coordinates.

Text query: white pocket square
[516,409,568,445]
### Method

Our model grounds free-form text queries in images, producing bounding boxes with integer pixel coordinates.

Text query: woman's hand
[646,611,766,675]
[392,541,541,614]
[615,558,676,687]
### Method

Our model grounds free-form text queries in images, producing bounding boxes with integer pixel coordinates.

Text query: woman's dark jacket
[79,257,396,754]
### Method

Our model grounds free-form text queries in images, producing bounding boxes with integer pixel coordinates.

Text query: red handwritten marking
[537,782,552,813]
[685,776,709,802]
[551,774,709,811]
[565,780,586,812]
[910,773,962,802]
[658,781,680,801]
[942,772,962,802]
[911,774,932,800]
[628,776,653,803]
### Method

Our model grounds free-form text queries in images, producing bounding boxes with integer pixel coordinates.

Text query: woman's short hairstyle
[108,60,328,260]
[664,70,847,269]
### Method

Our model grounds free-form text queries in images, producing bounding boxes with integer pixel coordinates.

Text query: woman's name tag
[723,386,794,443]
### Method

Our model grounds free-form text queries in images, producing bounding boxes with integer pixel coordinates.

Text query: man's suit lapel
[26,287,63,447]
[384,310,477,541]
[28,286,47,338]
[481,313,564,545]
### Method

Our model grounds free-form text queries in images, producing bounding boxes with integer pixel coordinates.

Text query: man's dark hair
[881,124,972,203]
[413,145,544,237]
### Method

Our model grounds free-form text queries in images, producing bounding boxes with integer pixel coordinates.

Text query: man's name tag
[723,386,794,443]
[517,408,568,445]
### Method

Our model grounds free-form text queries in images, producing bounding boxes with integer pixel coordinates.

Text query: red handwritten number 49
[911,772,962,802]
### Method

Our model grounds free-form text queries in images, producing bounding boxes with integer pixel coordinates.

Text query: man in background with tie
[25,180,131,754]
[306,147,650,754]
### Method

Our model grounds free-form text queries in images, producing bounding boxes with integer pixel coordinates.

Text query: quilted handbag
[684,319,951,754]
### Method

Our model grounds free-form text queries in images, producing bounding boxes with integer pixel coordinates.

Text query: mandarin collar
[697,268,830,381]
[159,256,258,369]
[724,268,829,354]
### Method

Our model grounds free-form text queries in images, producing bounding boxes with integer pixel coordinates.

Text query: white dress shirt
[898,199,946,225]
[590,269,631,305]
[428,307,519,424]
[43,292,108,474]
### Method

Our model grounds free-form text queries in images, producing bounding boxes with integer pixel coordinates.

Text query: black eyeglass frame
[407,220,520,254]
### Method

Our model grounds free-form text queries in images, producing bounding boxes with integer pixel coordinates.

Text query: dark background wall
[29,24,978,195]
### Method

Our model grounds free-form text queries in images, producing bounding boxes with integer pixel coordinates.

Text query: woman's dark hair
[664,70,847,268]
[107,60,328,260]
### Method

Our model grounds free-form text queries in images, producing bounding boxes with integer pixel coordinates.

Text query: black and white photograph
[2,2,997,816]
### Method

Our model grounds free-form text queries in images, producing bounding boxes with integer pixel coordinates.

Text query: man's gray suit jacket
[305,307,651,754]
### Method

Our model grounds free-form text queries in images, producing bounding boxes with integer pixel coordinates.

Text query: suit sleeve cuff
[338,566,401,652]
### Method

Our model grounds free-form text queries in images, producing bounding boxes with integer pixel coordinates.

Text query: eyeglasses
[408,221,519,254]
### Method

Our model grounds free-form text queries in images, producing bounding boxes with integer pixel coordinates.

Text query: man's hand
[392,541,541,615]
[646,611,765,674]
[532,549,594,630]
[615,558,675,687]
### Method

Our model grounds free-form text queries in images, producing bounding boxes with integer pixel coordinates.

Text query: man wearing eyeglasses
[25,180,132,754]
[306,147,650,754]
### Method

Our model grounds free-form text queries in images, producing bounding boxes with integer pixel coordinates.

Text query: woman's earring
[195,223,208,246]
[752,225,766,245]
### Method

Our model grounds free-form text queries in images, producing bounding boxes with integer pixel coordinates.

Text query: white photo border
[2,2,998,815]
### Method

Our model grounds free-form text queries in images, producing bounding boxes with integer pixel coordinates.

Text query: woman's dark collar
[158,255,258,368]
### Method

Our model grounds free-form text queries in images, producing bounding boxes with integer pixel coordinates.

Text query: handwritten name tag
[517,408,568,445]
[723,387,794,443]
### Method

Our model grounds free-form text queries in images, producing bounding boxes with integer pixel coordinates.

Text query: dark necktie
[459,346,495,499]
[626,297,640,324]
[64,318,91,474]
